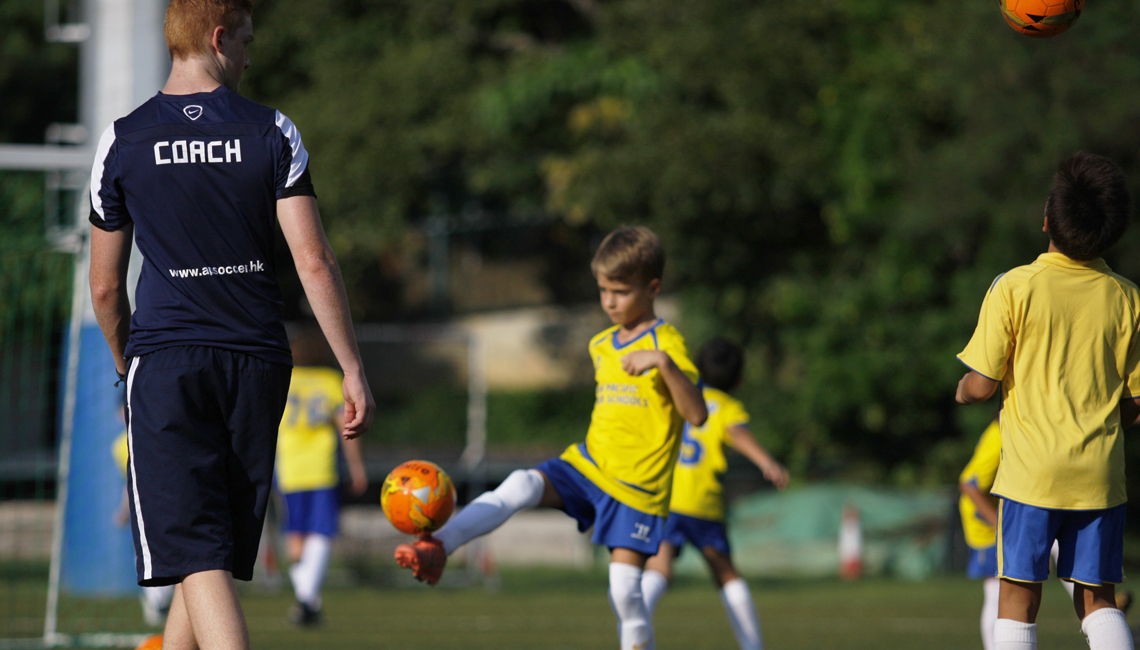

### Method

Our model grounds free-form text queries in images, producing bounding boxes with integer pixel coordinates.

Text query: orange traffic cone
[838,502,863,580]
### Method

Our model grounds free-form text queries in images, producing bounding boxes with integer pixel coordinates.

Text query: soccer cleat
[288,601,321,628]
[394,536,446,585]
[1117,590,1134,614]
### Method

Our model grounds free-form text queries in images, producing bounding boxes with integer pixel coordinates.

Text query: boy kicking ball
[641,338,789,650]
[956,152,1140,650]
[395,226,707,650]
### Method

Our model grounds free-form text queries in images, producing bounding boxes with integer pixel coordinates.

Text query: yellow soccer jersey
[561,320,700,517]
[669,387,749,522]
[958,253,1140,510]
[959,420,1001,549]
[276,366,345,494]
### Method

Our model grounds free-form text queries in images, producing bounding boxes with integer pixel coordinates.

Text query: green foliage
[242,0,1140,486]
[0,0,78,143]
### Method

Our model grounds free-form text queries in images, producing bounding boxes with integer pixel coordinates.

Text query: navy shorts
[662,512,731,556]
[283,488,340,537]
[535,458,665,555]
[125,346,291,587]
[998,498,1126,585]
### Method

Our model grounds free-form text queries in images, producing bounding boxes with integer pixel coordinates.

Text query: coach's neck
[162,56,226,96]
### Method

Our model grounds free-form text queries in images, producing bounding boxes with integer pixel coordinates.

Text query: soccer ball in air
[381,460,456,536]
[1000,0,1082,38]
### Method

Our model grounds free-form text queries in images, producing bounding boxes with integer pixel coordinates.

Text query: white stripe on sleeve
[125,357,153,581]
[274,110,310,189]
[89,124,117,220]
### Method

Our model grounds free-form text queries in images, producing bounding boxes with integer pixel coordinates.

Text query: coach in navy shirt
[88,1,374,648]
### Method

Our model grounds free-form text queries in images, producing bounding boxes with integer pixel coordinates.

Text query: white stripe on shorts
[125,357,153,581]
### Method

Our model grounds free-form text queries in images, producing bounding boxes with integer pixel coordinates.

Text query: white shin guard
[641,569,669,617]
[289,534,331,608]
[609,562,653,650]
[720,578,762,650]
[1082,607,1134,650]
[981,577,1000,650]
[434,469,545,555]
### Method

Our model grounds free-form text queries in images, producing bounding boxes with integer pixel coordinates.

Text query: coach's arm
[955,371,998,405]
[90,224,134,377]
[278,195,376,439]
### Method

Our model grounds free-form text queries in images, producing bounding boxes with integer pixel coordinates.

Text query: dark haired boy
[640,338,788,650]
[956,152,1140,650]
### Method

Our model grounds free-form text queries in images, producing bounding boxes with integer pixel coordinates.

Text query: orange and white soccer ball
[1000,0,1082,38]
[381,460,456,536]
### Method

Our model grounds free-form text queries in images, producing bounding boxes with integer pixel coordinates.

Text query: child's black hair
[696,337,744,392]
[1045,152,1132,261]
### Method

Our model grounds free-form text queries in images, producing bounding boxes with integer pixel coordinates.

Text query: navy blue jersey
[89,86,315,365]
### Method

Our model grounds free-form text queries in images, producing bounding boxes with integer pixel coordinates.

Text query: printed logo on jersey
[183,105,203,121]
[154,139,241,165]
[631,523,652,542]
[596,383,648,407]
[168,260,265,278]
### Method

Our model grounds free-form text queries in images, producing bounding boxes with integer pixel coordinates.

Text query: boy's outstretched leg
[1076,584,1133,650]
[610,549,653,650]
[995,579,1041,650]
[395,469,549,584]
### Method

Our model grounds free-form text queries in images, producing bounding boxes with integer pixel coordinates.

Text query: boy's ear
[1043,199,1051,232]
[647,278,662,297]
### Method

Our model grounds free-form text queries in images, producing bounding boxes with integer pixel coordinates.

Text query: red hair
[164,0,253,60]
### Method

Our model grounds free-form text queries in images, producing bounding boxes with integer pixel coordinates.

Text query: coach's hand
[342,372,375,439]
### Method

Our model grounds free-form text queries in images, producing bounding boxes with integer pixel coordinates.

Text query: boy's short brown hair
[165,0,253,61]
[591,226,665,285]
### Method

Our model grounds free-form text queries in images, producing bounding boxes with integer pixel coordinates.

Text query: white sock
[1050,542,1076,600]
[289,534,332,608]
[981,577,1000,650]
[720,578,762,650]
[434,469,545,555]
[993,619,1036,650]
[609,562,653,650]
[641,569,669,617]
[1082,607,1134,650]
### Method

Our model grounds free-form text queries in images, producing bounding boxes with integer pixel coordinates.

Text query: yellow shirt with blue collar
[560,319,700,518]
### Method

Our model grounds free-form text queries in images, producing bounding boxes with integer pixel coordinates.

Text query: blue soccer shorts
[535,458,665,555]
[282,488,340,537]
[997,498,1126,585]
[126,346,291,587]
[967,544,998,579]
[662,512,731,556]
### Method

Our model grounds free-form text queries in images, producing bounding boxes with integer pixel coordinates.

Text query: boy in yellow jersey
[960,420,1132,650]
[276,328,367,626]
[640,338,788,650]
[396,226,707,650]
[956,152,1140,650]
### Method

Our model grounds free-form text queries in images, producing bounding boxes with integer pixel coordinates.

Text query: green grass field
[3,567,1113,649]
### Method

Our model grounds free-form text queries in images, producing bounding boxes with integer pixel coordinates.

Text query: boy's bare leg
[179,570,249,650]
[162,585,197,650]
[703,547,763,650]
[1074,583,1117,620]
[995,580,1041,650]
[998,579,1042,622]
